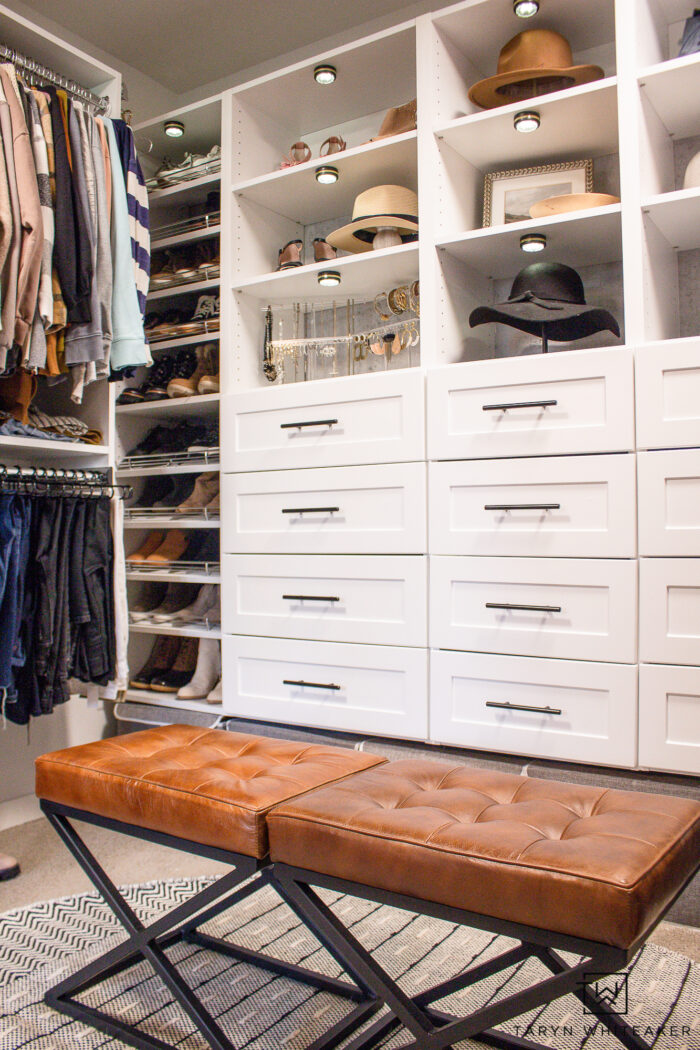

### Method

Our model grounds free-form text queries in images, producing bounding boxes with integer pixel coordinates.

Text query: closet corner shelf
[122,688,222,715]
[638,52,700,140]
[642,187,700,251]
[147,276,220,302]
[437,204,622,279]
[436,77,618,171]
[233,242,419,301]
[129,622,222,639]
[151,224,221,252]
[232,132,418,225]
[148,172,221,206]
[117,461,220,478]
[116,393,221,418]
[0,436,110,461]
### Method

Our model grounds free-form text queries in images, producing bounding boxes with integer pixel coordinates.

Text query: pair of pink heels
[276,237,337,271]
[280,135,346,169]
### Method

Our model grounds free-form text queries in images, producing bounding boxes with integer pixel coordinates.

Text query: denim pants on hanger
[0,494,31,699]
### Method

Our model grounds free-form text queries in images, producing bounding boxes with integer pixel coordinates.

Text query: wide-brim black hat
[469,261,620,343]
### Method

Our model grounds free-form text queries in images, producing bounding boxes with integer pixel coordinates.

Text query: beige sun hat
[529,192,620,217]
[326,185,418,254]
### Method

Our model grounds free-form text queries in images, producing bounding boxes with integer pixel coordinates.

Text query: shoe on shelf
[130,476,176,509]
[151,636,199,692]
[313,237,338,263]
[188,423,219,452]
[185,531,220,565]
[197,343,219,394]
[129,634,180,689]
[144,530,189,565]
[130,582,168,620]
[164,349,198,400]
[150,583,199,622]
[177,639,221,700]
[172,583,220,623]
[0,853,20,881]
[206,678,222,704]
[167,345,210,399]
[191,294,220,322]
[176,471,219,514]
[157,475,196,510]
[127,532,166,564]
[276,238,303,270]
[117,384,146,406]
[142,357,177,401]
[168,421,207,452]
[125,425,175,458]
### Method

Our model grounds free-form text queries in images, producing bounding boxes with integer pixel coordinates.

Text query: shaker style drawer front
[222,463,426,554]
[639,664,700,775]
[638,449,700,556]
[429,455,637,558]
[223,370,425,472]
[427,349,634,461]
[223,554,427,646]
[635,339,700,450]
[430,557,637,663]
[639,558,700,665]
[430,650,637,767]
[222,636,428,739]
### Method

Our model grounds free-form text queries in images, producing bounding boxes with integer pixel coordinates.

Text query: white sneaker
[206,678,222,704]
[177,639,221,700]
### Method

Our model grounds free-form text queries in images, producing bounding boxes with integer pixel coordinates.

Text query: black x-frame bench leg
[40,801,381,1050]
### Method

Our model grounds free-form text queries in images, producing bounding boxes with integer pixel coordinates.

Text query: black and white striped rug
[1,878,698,1049]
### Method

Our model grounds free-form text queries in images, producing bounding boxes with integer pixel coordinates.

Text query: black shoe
[126,425,175,458]
[163,475,197,508]
[168,421,207,453]
[185,530,220,564]
[142,356,176,401]
[132,475,177,508]
[117,385,145,405]
[189,423,219,452]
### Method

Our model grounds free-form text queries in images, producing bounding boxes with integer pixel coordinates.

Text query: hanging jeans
[0,495,31,707]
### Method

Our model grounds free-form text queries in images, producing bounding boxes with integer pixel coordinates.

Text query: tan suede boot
[127,531,166,563]
[144,529,189,564]
[197,344,219,394]
[167,346,210,398]
[176,472,219,514]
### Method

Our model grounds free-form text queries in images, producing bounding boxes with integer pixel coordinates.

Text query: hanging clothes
[111,118,150,320]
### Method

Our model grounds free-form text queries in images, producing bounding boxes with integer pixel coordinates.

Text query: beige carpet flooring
[2,818,699,964]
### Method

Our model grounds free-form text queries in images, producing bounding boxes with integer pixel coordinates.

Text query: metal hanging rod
[0,465,132,499]
[0,42,110,112]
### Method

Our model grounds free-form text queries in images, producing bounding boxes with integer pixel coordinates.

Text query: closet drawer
[427,349,634,461]
[222,370,425,472]
[639,664,700,775]
[221,463,426,555]
[222,554,427,646]
[635,339,700,450]
[430,556,637,663]
[430,650,637,767]
[429,454,637,558]
[221,636,428,739]
[639,558,700,665]
[638,449,700,556]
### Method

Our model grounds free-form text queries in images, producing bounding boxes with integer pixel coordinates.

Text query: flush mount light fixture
[164,120,185,138]
[318,269,341,286]
[514,110,541,133]
[314,63,337,85]
[315,165,339,184]
[513,0,540,16]
[520,233,547,252]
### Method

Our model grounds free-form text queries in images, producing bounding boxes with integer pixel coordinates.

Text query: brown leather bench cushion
[268,759,700,949]
[35,725,383,859]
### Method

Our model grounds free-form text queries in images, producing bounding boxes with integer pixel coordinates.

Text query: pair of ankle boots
[118,344,218,404]
[127,528,219,566]
[130,472,219,514]
[130,582,220,625]
[131,635,221,701]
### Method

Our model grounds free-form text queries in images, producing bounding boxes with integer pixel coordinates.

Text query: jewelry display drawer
[221,462,426,555]
[635,339,700,451]
[638,449,700,556]
[639,664,700,776]
[430,556,637,663]
[429,454,637,558]
[222,370,425,473]
[427,349,634,461]
[222,554,427,646]
[221,636,428,738]
[640,558,700,665]
[430,649,638,768]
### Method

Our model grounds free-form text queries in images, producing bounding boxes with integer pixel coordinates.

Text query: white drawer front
[427,349,634,461]
[223,554,427,646]
[635,339,700,450]
[223,371,425,472]
[639,664,700,775]
[222,636,428,738]
[429,455,637,558]
[222,463,426,554]
[640,558,700,665]
[430,557,637,663]
[430,650,637,767]
[638,449,700,556]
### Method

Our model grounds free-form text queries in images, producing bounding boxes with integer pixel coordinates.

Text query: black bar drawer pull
[484,503,560,512]
[482,400,558,412]
[486,602,562,613]
[486,701,562,716]
[283,594,340,603]
[282,506,340,515]
[283,679,341,691]
[280,418,338,430]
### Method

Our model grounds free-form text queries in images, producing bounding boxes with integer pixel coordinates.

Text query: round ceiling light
[164,120,185,138]
[314,63,337,85]
[318,269,341,286]
[520,233,547,252]
[315,165,339,184]
[513,0,540,16]
[514,110,541,133]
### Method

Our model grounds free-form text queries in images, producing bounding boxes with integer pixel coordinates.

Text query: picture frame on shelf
[483,160,594,227]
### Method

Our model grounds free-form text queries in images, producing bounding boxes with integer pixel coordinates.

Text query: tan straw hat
[326,185,418,254]
[529,192,620,218]
[468,29,604,110]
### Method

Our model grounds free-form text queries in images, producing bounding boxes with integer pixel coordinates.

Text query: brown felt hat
[468,29,604,110]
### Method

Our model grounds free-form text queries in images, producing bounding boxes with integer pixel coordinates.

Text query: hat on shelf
[529,192,620,217]
[683,149,700,189]
[369,99,417,141]
[469,261,620,343]
[468,29,604,110]
[326,185,418,254]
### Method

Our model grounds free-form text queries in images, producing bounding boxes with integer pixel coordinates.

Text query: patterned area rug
[0,877,698,1049]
